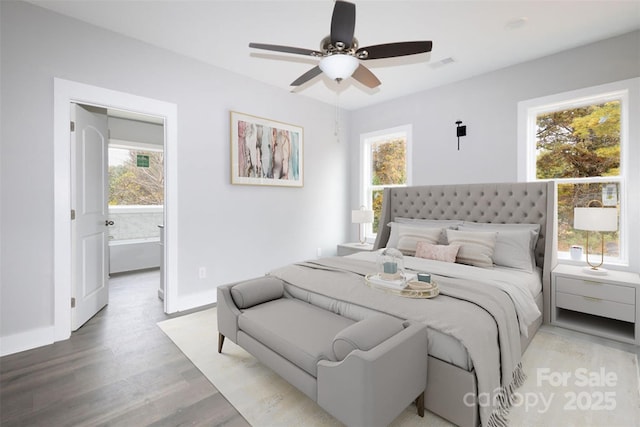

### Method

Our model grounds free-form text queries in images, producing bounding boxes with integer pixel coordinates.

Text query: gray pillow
[230,277,284,309]
[332,315,404,361]
[386,222,444,254]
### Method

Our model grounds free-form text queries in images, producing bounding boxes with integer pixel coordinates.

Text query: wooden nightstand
[551,264,640,345]
[337,242,374,256]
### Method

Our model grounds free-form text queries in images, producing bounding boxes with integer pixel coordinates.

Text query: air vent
[430,57,456,69]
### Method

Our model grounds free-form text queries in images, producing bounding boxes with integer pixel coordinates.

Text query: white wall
[349,31,640,269]
[0,1,349,351]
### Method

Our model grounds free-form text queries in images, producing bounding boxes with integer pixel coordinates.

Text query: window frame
[518,82,632,267]
[359,125,412,242]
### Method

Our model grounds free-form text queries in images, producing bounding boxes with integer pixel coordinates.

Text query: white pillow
[387,223,443,256]
[461,222,540,251]
[458,225,536,272]
[446,229,497,268]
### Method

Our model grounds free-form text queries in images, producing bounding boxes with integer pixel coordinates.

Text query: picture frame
[230,111,303,187]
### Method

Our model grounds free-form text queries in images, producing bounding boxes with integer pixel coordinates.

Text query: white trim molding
[0,326,55,357]
[517,77,640,272]
[53,78,179,344]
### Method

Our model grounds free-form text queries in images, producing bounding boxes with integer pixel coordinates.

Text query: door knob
[105,220,114,226]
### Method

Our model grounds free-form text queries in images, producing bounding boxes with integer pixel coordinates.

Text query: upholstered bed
[271,182,556,426]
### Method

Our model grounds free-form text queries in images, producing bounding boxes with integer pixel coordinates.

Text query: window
[519,84,631,265]
[109,142,164,206]
[108,141,164,242]
[360,125,412,240]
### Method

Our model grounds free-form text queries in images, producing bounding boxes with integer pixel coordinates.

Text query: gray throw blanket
[270,256,527,427]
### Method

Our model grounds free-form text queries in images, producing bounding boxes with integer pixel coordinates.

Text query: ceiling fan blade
[356,41,433,60]
[290,66,323,86]
[351,64,381,88]
[330,1,356,48]
[249,43,322,57]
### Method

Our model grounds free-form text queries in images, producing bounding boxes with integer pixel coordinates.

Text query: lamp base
[582,266,609,275]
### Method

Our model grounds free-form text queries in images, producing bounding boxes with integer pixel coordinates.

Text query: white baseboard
[0,326,55,357]
[175,289,217,313]
[0,290,217,355]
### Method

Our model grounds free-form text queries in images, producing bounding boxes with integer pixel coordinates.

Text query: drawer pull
[583,296,602,302]
[583,280,602,285]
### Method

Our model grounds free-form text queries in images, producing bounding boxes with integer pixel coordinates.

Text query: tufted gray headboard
[373,181,557,323]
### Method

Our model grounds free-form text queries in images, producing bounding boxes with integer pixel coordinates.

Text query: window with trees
[520,87,628,264]
[360,125,412,240]
[109,144,164,206]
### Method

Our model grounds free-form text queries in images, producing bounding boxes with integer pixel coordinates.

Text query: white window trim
[359,125,413,241]
[517,78,640,270]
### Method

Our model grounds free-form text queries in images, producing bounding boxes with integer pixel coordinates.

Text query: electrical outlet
[198,267,206,279]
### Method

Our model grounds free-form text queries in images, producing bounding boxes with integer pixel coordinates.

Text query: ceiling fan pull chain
[335,91,341,142]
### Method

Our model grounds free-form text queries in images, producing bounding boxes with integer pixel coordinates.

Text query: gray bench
[217,276,428,427]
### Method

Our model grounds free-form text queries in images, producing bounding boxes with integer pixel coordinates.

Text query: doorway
[54,78,178,342]
[71,103,166,330]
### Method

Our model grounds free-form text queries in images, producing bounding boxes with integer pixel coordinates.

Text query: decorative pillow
[332,315,404,361]
[415,241,461,263]
[230,277,284,309]
[394,218,462,244]
[458,225,536,272]
[387,223,443,255]
[445,229,498,268]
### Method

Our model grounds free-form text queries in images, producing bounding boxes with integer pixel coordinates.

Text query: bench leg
[218,333,225,354]
[415,391,425,417]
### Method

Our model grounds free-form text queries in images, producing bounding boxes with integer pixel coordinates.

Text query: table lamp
[573,203,618,275]
[351,206,374,245]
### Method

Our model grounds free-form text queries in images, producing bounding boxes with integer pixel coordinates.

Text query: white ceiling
[28,0,640,110]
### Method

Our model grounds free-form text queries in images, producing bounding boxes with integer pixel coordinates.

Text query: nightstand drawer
[556,276,635,304]
[556,291,635,322]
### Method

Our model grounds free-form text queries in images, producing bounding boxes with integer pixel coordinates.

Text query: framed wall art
[230,111,303,187]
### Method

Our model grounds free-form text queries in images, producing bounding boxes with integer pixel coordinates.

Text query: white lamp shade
[319,54,359,80]
[573,207,618,232]
[352,209,374,224]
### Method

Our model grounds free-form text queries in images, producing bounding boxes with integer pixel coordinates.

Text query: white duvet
[348,251,542,336]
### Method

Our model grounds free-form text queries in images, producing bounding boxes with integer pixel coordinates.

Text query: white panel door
[71,103,109,330]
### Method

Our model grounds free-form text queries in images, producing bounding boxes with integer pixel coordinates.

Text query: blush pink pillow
[415,241,461,263]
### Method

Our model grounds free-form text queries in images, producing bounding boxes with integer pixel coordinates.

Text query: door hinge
[71,297,76,308]
[70,121,75,132]
[71,209,76,220]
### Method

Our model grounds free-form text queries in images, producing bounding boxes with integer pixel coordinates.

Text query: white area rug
[158,308,640,426]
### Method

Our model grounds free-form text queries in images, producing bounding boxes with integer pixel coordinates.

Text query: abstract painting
[230,111,303,187]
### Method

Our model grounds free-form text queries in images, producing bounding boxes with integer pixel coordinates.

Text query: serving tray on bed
[365,274,439,299]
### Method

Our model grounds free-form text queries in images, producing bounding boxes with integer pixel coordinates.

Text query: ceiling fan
[249,0,433,89]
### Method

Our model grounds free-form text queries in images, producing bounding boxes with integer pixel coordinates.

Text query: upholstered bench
[217,276,428,427]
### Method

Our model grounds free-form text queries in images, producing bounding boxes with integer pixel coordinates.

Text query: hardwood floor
[0,269,249,427]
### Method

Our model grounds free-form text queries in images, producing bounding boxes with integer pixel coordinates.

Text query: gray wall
[1,1,349,344]
[349,31,640,267]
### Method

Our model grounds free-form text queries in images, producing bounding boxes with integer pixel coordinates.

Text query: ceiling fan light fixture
[319,54,359,81]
